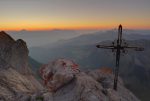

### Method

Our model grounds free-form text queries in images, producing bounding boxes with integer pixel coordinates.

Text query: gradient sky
[0,0,150,31]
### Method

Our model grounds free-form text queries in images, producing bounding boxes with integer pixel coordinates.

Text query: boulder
[40,58,79,91]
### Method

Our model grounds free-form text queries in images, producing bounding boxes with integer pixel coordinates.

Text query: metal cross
[96,25,144,90]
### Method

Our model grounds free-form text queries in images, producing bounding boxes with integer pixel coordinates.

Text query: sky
[0,0,150,31]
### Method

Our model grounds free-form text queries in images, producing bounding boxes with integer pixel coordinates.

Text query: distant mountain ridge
[30,29,150,63]
[55,29,150,46]
[6,30,80,47]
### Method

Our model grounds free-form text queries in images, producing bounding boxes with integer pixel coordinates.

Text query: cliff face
[0,31,30,74]
[0,32,140,101]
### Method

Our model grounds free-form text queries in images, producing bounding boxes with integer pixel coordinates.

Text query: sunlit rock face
[0,31,30,74]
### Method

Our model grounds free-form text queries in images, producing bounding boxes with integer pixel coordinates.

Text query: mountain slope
[28,56,42,80]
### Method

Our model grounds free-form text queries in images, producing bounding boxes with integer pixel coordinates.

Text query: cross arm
[123,46,144,51]
[96,45,115,49]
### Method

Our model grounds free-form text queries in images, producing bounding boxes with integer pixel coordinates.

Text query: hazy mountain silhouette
[7,30,80,47]
[30,29,150,63]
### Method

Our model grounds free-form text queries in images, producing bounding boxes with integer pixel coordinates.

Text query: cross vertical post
[113,25,122,90]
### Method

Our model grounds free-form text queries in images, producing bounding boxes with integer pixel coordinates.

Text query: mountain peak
[0,31,15,42]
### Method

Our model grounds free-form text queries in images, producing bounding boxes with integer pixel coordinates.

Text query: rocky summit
[0,31,140,101]
[39,59,140,101]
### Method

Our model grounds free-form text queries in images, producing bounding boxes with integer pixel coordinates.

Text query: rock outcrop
[0,31,30,74]
[0,31,43,101]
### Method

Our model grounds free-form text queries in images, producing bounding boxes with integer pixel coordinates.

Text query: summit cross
[96,25,144,90]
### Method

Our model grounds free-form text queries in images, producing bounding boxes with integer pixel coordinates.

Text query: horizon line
[2,28,150,32]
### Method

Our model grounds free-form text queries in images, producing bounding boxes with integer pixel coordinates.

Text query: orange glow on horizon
[1,15,150,31]
[1,24,150,31]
